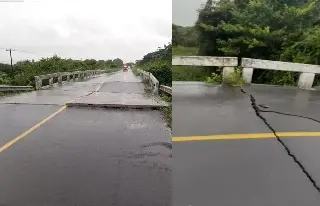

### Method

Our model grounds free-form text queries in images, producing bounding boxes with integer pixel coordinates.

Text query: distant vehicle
[123,67,128,72]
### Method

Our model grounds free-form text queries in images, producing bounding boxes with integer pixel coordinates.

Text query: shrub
[224,68,245,87]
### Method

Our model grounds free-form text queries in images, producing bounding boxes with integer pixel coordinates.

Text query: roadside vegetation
[0,56,123,87]
[135,43,172,86]
[173,0,320,86]
[135,43,172,128]
[160,93,172,129]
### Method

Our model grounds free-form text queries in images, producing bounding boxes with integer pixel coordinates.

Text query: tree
[112,58,124,67]
[196,0,319,60]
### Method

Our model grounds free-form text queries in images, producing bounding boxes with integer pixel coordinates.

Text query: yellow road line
[0,105,67,153]
[172,132,320,142]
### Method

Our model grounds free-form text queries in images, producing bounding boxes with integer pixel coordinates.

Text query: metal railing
[34,70,105,90]
[173,56,320,90]
[0,85,33,92]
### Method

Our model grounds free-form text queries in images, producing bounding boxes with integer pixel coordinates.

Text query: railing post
[222,67,235,82]
[154,82,159,94]
[298,72,315,89]
[49,78,53,87]
[58,76,62,84]
[243,68,254,84]
[35,76,42,90]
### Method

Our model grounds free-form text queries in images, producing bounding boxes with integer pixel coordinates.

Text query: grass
[224,68,245,87]
[172,46,211,81]
[160,93,172,129]
[105,67,121,73]
[205,68,245,87]
[132,67,138,76]
[172,66,209,81]
[173,46,198,56]
[206,72,223,84]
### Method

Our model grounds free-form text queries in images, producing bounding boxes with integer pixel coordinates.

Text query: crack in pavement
[240,88,320,192]
[259,109,320,124]
[141,142,172,150]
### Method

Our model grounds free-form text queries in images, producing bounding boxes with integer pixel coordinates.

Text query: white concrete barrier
[137,69,159,94]
[34,70,105,90]
[159,85,172,95]
[241,58,320,89]
[173,55,320,89]
[172,56,238,83]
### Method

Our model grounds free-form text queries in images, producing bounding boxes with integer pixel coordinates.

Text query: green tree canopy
[196,0,320,62]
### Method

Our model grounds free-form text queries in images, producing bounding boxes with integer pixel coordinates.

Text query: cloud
[0,0,172,63]
[173,0,206,26]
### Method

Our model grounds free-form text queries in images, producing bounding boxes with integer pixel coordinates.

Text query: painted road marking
[0,105,67,153]
[172,132,320,142]
[95,75,115,92]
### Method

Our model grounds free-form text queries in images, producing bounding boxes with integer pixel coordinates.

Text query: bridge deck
[0,71,171,205]
[173,82,320,206]
[67,71,167,108]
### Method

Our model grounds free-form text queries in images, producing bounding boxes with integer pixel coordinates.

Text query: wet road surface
[0,71,171,205]
[67,70,167,108]
[173,82,320,206]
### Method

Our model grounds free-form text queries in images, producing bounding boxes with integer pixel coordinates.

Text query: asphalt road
[173,82,320,206]
[0,71,171,206]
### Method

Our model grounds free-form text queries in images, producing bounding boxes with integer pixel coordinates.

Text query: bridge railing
[173,56,320,89]
[137,69,172,95]
[137,69,159,94]
[34,70,105,90]
[172,56,238,82]
[241,58,320,89]
[159,85,172,95]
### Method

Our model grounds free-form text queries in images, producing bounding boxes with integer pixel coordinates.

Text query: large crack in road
[240,87,320,192]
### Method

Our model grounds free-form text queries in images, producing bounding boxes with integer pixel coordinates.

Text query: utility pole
[5,49,15,73]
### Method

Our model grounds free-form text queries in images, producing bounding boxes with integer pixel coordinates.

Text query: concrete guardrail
[136,69,172,95]
[173,56,238,83]
[137,69,159,94]
[34,70,105,90]
[173,56,320,90]
[159,85,172,95]
[0,85,33,92]
[241,58,320,89]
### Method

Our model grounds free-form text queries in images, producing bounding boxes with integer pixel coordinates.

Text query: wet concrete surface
[99,82,145,94]
[69,70,167,108]
[173,82,320,205]
[67,92,167,109]
[0,107,171,205]
[243,85,320,192]
[0,104,60,146]
[0,74,115,105]
[0,71,171,205]
[173,83,270,136]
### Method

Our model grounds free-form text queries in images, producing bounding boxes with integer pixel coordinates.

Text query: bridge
[173,56,320,206]
[0,69,171,205]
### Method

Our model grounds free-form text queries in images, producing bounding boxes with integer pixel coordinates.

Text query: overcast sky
[0,0,171,64]
[173,0,206,26]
